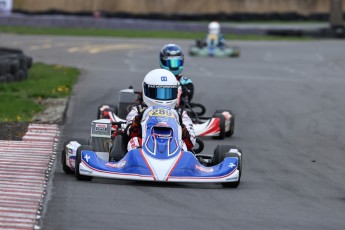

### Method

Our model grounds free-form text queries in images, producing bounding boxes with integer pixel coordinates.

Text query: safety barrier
[0,47,33,83]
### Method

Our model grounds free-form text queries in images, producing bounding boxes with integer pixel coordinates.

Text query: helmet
[159,44,184,76]
[142,69,179,108]
[208,21,220,34]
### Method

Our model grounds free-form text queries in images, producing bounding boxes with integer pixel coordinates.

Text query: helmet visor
[144,83,178,101]
[162,57,183,70]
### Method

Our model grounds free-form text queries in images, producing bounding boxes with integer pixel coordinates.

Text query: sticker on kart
[148,108,174,118]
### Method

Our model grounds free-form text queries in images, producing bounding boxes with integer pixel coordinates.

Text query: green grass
[0,63,79,122]
[0,26,312,40]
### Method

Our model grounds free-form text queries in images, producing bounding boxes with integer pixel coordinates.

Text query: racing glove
[129,109,145,138]
[129,112,143,138]
[181,123,193,150]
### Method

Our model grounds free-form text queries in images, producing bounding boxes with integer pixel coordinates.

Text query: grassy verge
[0,26,312,40]
[0,63,79,122]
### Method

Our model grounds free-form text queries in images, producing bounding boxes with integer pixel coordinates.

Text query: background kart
[62,106,243,188]
[189,39,240,57]
[97,88,235,139]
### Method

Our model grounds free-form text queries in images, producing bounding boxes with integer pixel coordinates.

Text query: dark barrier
[0,48,33,83]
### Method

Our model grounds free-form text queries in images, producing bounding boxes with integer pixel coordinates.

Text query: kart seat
[152,126,173,139]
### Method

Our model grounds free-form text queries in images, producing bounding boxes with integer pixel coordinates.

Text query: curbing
[0,124,60,229]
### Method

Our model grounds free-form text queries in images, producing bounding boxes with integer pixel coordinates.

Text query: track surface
[1,34,345,230]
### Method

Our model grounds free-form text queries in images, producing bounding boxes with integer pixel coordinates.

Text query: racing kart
[97,88,235,139]
[189,39,240,58]
[61,106,242,188]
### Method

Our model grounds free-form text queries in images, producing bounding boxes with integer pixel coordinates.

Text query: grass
[0,26,312,40]
[0,63,79,122]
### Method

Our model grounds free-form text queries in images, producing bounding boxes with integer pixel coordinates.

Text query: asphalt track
[1,34,345,230]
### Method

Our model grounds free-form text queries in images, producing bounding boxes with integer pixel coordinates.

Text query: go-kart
[189,39,240,58]
[61,106,242,187]
[97,88,235,139]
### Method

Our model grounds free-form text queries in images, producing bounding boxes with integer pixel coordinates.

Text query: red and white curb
[0,124,59,230]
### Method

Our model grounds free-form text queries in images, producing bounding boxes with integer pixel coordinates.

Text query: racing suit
[126,104,196,151]
[206,33,225,48]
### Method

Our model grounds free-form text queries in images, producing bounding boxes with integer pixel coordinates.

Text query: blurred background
[0,0,344,38]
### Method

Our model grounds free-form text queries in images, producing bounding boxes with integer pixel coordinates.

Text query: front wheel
[61,138,88,174]
[75,145,94,181]
[212,145,242,188]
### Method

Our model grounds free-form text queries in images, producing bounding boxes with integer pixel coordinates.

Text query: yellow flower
[56,85,69,93]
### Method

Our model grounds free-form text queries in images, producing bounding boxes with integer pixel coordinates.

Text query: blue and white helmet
[142,69,179,108]
[159,44,184,76]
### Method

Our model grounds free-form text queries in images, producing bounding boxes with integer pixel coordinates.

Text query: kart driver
[126,68,196,152]
[159,44,194,107]
[207,21,225,48]
[197,21,225,49]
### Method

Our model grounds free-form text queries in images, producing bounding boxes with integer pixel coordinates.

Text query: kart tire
[26,56,33,68]
[229,47,240,58]
[0,47,23,54]
[4,74,14,82]
[10,61,20,75]
[212,113,226,140]
[0,75,6,83]
[212,145,242,188]
[193,137,204,154]
[75,145,94,181]
[14,70,25,81]
[109,135,126,161]
[216,109,235,137]
[61,138,89,174]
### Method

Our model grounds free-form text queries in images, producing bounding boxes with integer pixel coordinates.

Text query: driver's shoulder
[179,75,193,84]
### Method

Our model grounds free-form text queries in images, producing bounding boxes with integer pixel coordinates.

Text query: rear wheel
[75,145,94,181]
[212,145,242,188]
[230,47,240,57]
[212,113,225,140]
[61,138,88,174]
[216,109,235,137]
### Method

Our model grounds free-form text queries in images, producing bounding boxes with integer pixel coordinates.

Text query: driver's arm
[126,106,143,138]
[181,110,196,150]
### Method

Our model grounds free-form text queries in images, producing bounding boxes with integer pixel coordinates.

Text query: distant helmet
[142,69,179,108]
[208,21,220,34]
[159,44,184,76]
